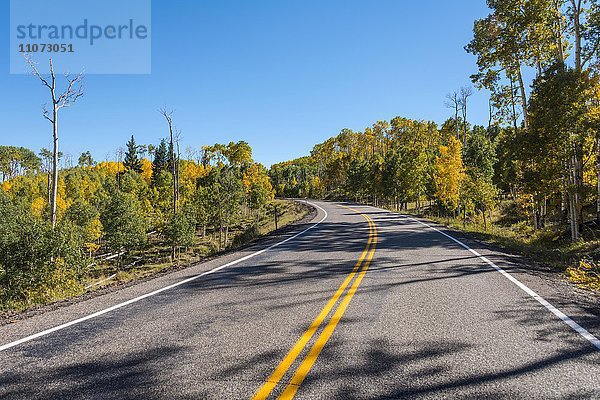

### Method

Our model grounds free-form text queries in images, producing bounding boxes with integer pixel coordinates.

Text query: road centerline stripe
[278,212,377,399]
[0,201,328,353]
[252,212,374,400]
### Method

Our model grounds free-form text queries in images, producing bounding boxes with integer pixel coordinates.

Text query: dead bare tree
[159,108,182,261]
[174,127,183,205]
[116,147,125,190]
[444,91,460,139]
[459,86,473,147]
[26,56,83,228]
[159,108,179,215]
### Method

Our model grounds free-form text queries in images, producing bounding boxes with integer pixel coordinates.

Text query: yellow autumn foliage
[433,136,465,210]
[1,180,12,192]
[86,218,103,242]
[31,197,46,218]
[141,158,153,184]
[95,161,124,177]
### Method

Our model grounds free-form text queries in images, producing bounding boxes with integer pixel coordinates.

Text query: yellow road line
[252,210,375,400]
[278,214,377,399]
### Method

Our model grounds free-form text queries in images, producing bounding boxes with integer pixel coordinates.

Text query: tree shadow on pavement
[0,345,189,400]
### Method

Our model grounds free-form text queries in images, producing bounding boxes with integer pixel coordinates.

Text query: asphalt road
[1,201,599,399]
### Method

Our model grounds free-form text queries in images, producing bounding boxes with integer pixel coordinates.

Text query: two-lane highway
[1,201,599,399]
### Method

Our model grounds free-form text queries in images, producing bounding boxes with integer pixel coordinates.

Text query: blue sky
[1,0,492,166]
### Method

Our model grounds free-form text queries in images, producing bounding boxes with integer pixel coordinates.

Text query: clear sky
[0,0,492,166]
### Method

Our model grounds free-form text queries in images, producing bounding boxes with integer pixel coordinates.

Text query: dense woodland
[0,138,275,309]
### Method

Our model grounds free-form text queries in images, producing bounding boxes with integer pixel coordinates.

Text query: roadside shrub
[232,224,260,248]
[567,259,600,291]
[0,192,87,310]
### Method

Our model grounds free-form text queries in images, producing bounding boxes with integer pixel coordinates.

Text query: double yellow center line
[252,206,377,399]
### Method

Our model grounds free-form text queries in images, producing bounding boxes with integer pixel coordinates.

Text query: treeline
[272,0,600,241]
[0,139,274,309]
[270,119,498,227]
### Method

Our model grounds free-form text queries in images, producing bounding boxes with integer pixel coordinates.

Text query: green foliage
[275,117,498,218]
[0,192,86,309]
[232,224,260,247]
[0,146,41,181]
[78,151,94,167]
[225,141,253,167]
[270,157,320,198]
[121,170,151,200]
[464,126,497,181]
[124,135,143,173]
[196,165,245,248]
[244,163,274,211]
[152,139,169,185]
[163,211,197,248]
[460,173,499,226]
[101,191,148,253]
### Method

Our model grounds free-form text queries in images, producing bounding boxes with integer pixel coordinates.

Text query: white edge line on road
[0,200,328,352]
[403,214,600,352]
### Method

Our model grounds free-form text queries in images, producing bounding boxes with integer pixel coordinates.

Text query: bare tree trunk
[488,98,493,129]
[483,209,487,231]
[159,109,178,215]
[516,64,529,130]
[51,104,58,228]
[218,204,223,251]
[554,0,565,63]
[576,147,584,230]
[462,103,468,147]
[569,192,578,241]
[27,57,83,228]
[597,137,600,220]
[541,196,547,228]
[46,163,51,204]
[509,77,519,131]
[460,87,472,147]
[531,193,539,230]
[569,153,580,241]
[570,0,582,71]
[175,139,180,212]
[219,222,223,251]
[170,134,177,214]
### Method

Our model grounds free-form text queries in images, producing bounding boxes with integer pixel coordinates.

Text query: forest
[0,137,286,311]
[269,0,600,289]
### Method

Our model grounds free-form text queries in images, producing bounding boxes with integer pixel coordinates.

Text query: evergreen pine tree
[152,139,169,185]
[124,135,142,173]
